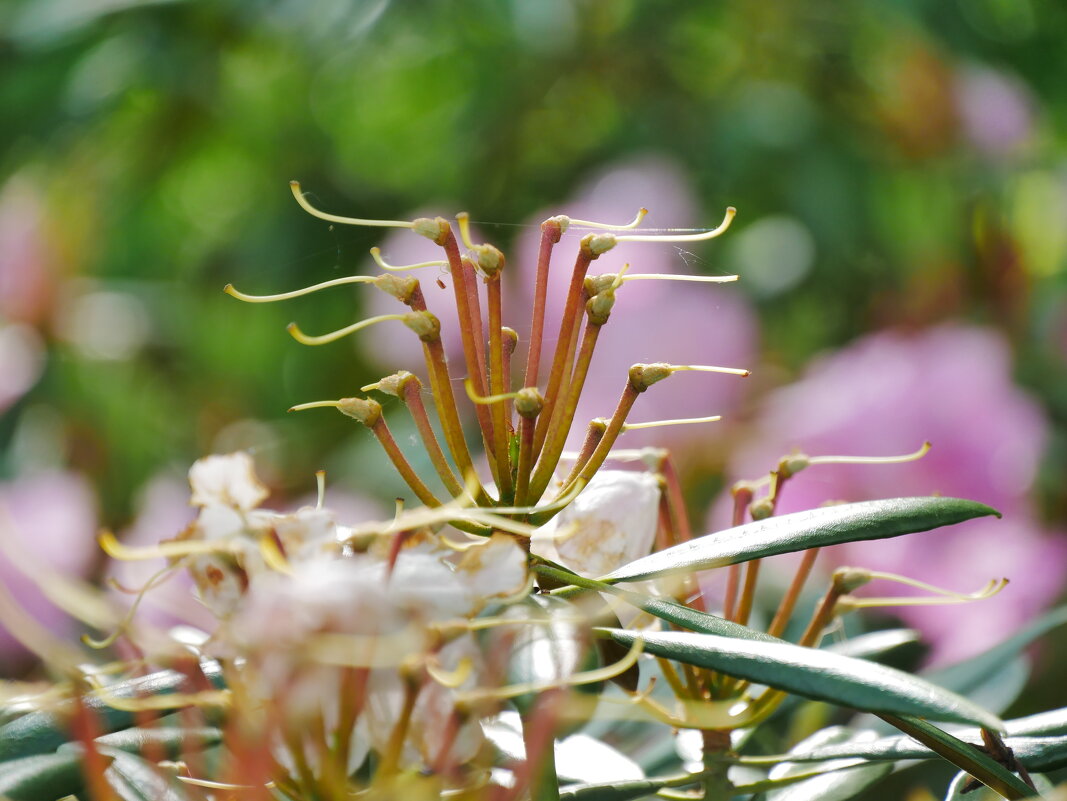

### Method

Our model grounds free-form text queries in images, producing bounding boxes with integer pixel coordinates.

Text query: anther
[412,216,452,245]
[290,181,415,229]
[362,370,420,397]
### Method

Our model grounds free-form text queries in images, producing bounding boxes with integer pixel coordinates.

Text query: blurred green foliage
[2,0,1066,529]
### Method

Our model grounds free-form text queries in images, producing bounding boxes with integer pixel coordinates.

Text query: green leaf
[879,715,1036,799]
[558,773,703,800]
[759,727,893,801]
[1006,706,1067,737]
[602,497,999,583]
[536,563,781,644]
[824,629,920,660]
[0,751,86,800]
[0,662,223,762]
[601,628,1004,729]
[102,747,193,801]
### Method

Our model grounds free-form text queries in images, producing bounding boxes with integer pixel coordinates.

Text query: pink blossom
[719,324,1066,664]
[0,471,98,674]
[955,66,1035,158]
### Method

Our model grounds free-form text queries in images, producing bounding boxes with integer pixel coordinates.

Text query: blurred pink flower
[0,471,98,675]
[719,324,1065,664]
[955,66,1035,158]
[361,157,757,461]
[0,176,57,326]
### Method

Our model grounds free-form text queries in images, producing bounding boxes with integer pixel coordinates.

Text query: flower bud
[586,290,617,326]
[412,216,451,244]
[402,311,441,342]
[628,362,674,393]
[370,370,420,397]
[337,397,382,427]
[832,567,871,593]
[749,497,775,520]
[373,274,419,304]
[502,326,518,358]
[580,232,617,258]
[514,387,545,419]
[471,244,505,277]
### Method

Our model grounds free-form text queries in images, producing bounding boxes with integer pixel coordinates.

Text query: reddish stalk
[487,274,514,501]
[370,417,441,508]
[721,486,752,622]
[523,219,563,390]
[401,378,465,497]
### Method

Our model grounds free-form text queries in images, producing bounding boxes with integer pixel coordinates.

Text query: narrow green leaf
[602,497,999,583]
[102,747,193,801]
[1006,706,1067,737]
[601,628,1004,729]
[824,629,920,660]
[559,773,702,800]
[879,715,1036,799]
[0,662,223,762]
[0,751,86,800]
[536,563,782,644]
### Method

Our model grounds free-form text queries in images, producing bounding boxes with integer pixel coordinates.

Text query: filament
[615,206,735,243]
[290,181,414,228]
[808,441,932,466]
[567,207,649,230]
[463,378,520,405]
[621,415,722,431]
[83,564,177,649]
[670,363,751,377]
[370,246,447,272]
[98,531,241,561]
[287,313,407,346]
[426,656,474,688]
[289,400,343,413]
[455,212,476,249]
[223,276,375,303]
[621,273,739,284]
[315,470,326,510]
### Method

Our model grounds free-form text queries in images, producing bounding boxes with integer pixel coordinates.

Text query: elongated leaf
[602,497,998,583]
[880,715,1035,799]
[1007,706,1067,737]
[0,751,86,800]
[825,629,920,660]
[536,564,782,644]
[103,747,193,801]
[601,628,1003,729]
[0,661,223,762]
[759,725,892,801]
[559,773,698,800]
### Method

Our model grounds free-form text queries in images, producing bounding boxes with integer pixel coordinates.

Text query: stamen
[457,636,644,703]
[315,469,326,510]
[83,564,177,649]
[426,655,474,688]
[98,531,240,561]
[807,441,932,467]
[223,276,375,303]
[257,534,291,574]
[566,207,649,230]
[287,313,409,346]
[463,378,521,406]
[176,776,274,791]
[621,273,739,284]
[289,400,343,413]
[621,415,722,432]
[289,181,414,229]
[370,246,447,272]
[455,212,476,249]
[837,573,1008,610]
[94,686,231,711]
[669,363,751,377]
[615,206,736,243]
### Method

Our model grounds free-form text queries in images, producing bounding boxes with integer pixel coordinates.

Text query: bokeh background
[2,0,1066,756]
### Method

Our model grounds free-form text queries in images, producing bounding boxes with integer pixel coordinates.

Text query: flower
[720,324,1066,663]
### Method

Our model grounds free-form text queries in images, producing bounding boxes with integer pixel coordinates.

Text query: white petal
[532,470,660,577]
[188,452,268,510]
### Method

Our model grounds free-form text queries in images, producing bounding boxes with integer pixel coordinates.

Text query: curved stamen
[370,246,447,272]
[287,313,408,346]
[224,276,375,303]
[455,212,477,250]
[463,378,521,406]
[615,207,735,243]
[315,469,326,510]
[426,655,474,688]
[98,531,241,561]
[290,181,414,229]
[567,207,649,231]
[808,441,932,467]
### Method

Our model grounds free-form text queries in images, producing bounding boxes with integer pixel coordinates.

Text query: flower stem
[369,417,442,508]
[400,379,465,498]
[523,219,564,390]
[487,274,514,502]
